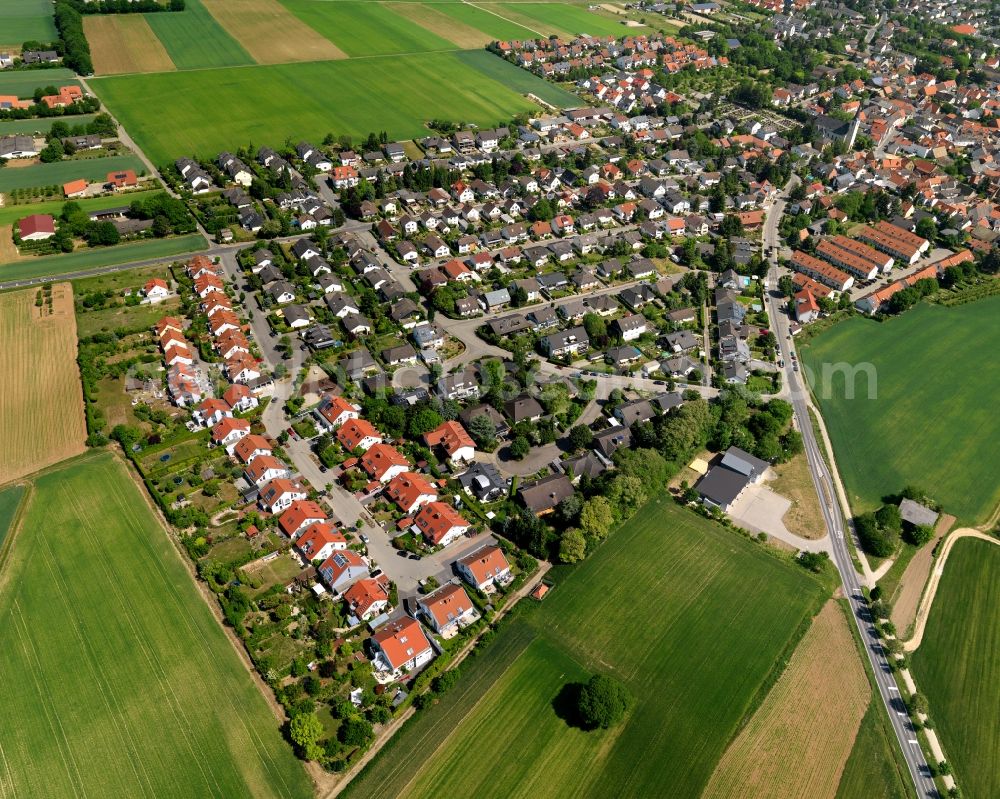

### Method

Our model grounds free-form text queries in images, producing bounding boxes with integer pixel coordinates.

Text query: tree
[915,216,937,242]
[566,424,593,452]
[907,692,929,716]
[579,496,614,540]
[509,435,530,460]
[582,312,608,346]
[907,523,934,547]
[559,528,587,563]
[289,712,323,760]
[874,504,902,537]
[408,407,443,437]
[339,717,373,748]
[855,512,898,557]
[576,674,631,730]
[467,413,496,449]
[607,474,646,518]
[527,197,554,222]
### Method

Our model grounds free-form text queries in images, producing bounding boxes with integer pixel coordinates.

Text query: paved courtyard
[730,482,829,553]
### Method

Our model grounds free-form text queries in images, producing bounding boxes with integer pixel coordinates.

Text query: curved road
[763,182,937,798]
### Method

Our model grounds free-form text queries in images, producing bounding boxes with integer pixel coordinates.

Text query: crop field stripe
[0,154,147,194]
[486,2,572,37]
[0,69,80,96]
[280,0,457,56]
[144,0,255,70]
[0,286,86,485]
[84,15,176,75]
[0,0,57,44]
[801,298,1000,525]
[201,0,348,63]
[702,601,870,799]
[496,1,642,36]
[385,3,495,47]
[0,114,99,137]
[911,537,1000,799]
[0,235,208,281]
[429,1,540,39]
[835,700,912,799]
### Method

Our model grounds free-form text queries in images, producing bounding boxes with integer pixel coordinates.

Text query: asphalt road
[763,183,937,798]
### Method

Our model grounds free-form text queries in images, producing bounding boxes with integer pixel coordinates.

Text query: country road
[763,179,937,798]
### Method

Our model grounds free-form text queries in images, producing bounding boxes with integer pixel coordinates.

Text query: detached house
[414,501,471,548]
[418,583,477,635]
[423,420,475,464]
[315,394,359,431]
[385,471,438,514]
[297,522,347,562]
[456,544,512,591]
[371,617,434,680]
[211,417,250,454]
[337,418,382,452]
[259,478,307,514]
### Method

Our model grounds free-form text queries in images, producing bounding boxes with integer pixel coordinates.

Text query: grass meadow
[0,154,147,193]
[91,52,577,164]
[0,453,313,799]
[800,298,1000,525]
[0,0,57,45]
[344,499,829,799]
[0,189,161,228]
[143,0,253,69]
[0,234,207,282]
[912,538,1000,799]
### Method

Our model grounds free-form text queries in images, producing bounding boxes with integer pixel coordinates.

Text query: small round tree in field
[576,674,631,730]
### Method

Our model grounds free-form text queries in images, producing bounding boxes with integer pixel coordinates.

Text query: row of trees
[54,1,92,75]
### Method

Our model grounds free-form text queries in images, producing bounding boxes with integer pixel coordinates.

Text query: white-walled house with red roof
[370,616,434,682]
[296,522,347,562]
[211,417,250,454]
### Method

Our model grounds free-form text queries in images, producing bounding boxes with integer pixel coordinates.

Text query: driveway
[729,481,829,553]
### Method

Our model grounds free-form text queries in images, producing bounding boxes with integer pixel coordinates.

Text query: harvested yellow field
[701,601,870,799]
[388,3,494,48]
[0,284,87,484]
[84,15,176,75]
[202,0,347,63]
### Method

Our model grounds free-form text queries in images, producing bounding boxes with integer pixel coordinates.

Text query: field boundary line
[903,529,999,652]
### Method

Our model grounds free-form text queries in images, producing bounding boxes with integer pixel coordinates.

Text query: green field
[0,114,99,137]
[345,499,828,799]
[0,68,80,96]
[835,699,913,799]
[0,190,161,228]
[0,0,57,44]
[801,298,1000,524]
[282,0,456,56]
[0,234,207,282]
[143,0,253,69]
[0,154,147,193]
[423,2,539,40]
[912,538,1000,799]
[0,484,25,549]
[496,2,637,36]
[0,453,312,799]
[91,51,577,164]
